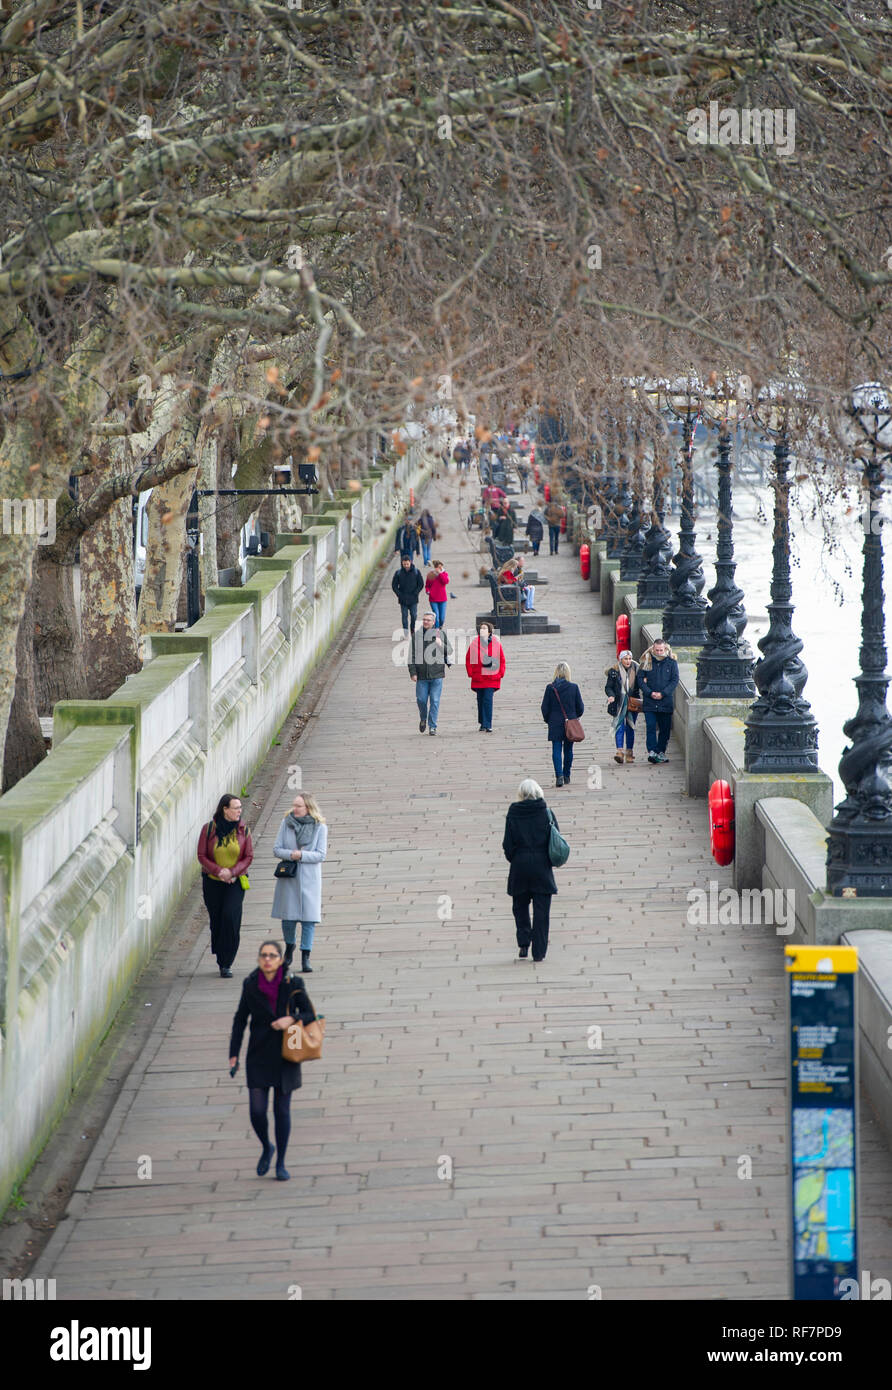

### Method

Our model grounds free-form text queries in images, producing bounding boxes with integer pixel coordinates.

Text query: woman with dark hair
[465,620,506,732]
[197,793,254,977]
[228,940,316,1182]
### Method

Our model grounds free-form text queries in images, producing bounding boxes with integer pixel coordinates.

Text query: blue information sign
[786,946,859,1300]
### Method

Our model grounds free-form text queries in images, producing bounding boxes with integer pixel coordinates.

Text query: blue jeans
[551,739,573,778]
[430,600,446,628]
[421,540,432,565]
[475,687,494,729]
[399,602,418,633]
[615,717,637,749]
[282,919,316,951]
[645,709,673,754]
[548,524,560,553]
[416,677,443,730]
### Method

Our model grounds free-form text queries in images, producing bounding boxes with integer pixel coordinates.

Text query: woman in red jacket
[197,793,254,977]
[424,559,450,628]
[465,620,506,732]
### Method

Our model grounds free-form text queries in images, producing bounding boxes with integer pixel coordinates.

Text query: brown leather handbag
[627,695,643,713]
[552,682,585,742]
[281,1013,326,1063]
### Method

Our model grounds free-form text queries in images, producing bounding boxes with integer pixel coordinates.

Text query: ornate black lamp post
[743,384,819,773]
[601,410,625,559]
[696,383,756,697]
[636,426,674,608]
[661,380,709,647]
[619,426,647,581]
[826,384,892,896]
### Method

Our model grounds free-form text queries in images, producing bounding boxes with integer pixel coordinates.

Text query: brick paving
[37,473,892,1299]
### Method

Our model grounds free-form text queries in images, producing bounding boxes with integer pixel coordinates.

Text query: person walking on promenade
[392,552,424,633]
[605,649,640,764]
[638,638,679,764]
[525,510,543,556]
[418,508,437,566]
[198,794,254,978]
[544,498,563,554]
[424,558,450,628]
[394,514,420,562]
[502,779,560,961]
[494,506,514,546]
[228,940,316,1182]
[272,792,328,973]
[465,620,505,732]
[409,610,453,735]
[541,663,585,788]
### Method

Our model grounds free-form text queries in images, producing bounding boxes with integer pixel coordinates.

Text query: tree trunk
[2,580,46,791]
[80,449,141,697]
[137,409,201,632]
[32,548,87,715]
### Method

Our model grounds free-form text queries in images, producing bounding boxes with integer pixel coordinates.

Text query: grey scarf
[286,812,317,846]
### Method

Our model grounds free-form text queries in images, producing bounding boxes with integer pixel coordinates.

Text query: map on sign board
[793,1108,855,1261]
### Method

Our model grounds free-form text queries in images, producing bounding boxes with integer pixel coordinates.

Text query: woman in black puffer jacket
[502,778,560,962]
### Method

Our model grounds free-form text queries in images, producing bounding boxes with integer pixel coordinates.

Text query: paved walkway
[38,474,892,1299]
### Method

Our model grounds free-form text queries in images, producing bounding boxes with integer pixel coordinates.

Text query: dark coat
[638,653,680,712]
[525,515,543,542]
[495,515,514,545]
[391,564,424,604]
[502,799,558,896]
[540,678,584,742]
[229,968,316,1093]
[604,660,640,715]
[394,522,420,555]
[407,626,454,680]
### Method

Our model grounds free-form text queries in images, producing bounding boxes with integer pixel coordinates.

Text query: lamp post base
[826,823,892,897]
[744,709,820,774]
[696,649,756,700]
[662,604,709,649]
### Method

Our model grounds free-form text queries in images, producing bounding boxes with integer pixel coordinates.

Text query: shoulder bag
[546,808,570,867]
[274,859,298,878]
[552,683,585,742]
[627,695,643,713]
[281,985,326,1062]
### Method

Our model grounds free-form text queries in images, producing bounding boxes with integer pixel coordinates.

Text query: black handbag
[274,859,298,878]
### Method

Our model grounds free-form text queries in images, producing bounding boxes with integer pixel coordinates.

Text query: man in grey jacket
[408,610,453,735]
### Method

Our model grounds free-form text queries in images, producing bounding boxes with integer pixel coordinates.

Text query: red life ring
[580,543,591,580]
[708,780,735,866]
[544,483,551,502]
[615,614,630,655]
[560,506,568,534]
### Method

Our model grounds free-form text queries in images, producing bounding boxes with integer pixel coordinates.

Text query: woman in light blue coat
[272,791,328,973]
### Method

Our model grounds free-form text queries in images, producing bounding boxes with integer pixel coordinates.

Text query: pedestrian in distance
[394,514,420,561]
[197,793,254,977]
[228,940,316,1182]
[424,558,450,628]
[499,558,535,612]
[525,510,543,556]
[541,662,585,787]
[502,779,561,962]
[605,650,640,764]
[638,638,679,763]
[391,552,424,633]
[272,791,329,972]
[544,498,563,554]
[409,610,453,735]
[494,507,514,547]
[417,508,438,566]
[465,620,505,732]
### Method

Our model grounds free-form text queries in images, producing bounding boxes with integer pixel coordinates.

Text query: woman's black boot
[301,950,313,973]
[283,943,294,970]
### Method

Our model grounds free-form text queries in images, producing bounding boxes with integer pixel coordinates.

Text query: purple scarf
[258,966,283,1014]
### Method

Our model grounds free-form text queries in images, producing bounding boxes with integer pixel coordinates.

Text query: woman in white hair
[501,778,560,962]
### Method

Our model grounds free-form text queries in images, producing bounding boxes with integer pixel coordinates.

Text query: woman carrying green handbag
[197,793,254,978]
[501,778,567,963]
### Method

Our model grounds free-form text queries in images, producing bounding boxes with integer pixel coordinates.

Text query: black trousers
[202,875,245,969]
[644,709,673,753]
[512,892,552,961]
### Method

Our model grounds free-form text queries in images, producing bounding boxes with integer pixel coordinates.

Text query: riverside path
[32,473,892,1300]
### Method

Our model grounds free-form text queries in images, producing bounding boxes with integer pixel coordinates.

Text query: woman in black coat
[541,662,584,788]
[502,779,559,962]
[229,940,315,1181]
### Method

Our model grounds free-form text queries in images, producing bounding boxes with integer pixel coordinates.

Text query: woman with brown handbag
[604,650,641,764]
[540,662,585,788]
[228,940,315,1182]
